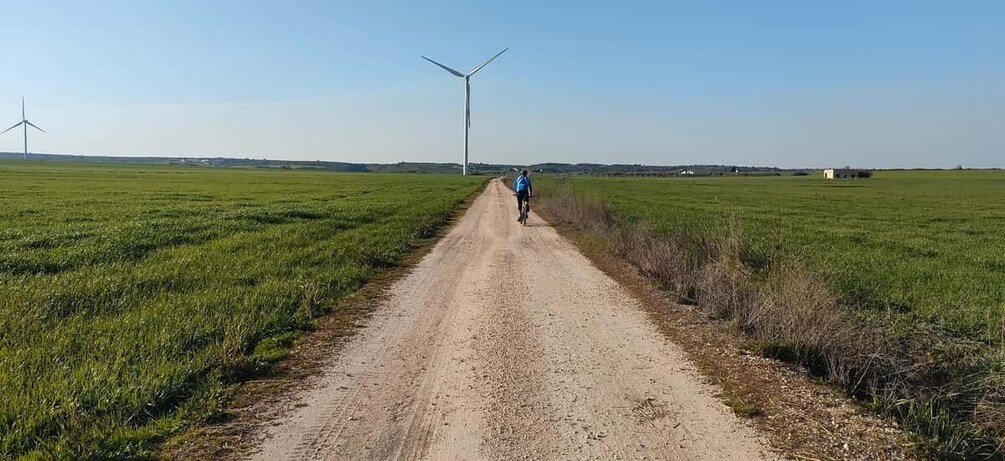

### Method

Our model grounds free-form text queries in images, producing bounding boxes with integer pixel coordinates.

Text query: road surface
[250,179,771,460]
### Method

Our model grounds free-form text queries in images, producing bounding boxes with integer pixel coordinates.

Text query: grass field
[0,161,483,458]
[542,171,1005,342]
[535,170,1005,457]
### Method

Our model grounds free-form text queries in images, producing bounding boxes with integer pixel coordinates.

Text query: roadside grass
[0,161,484,458]
[724,395,764,419]
[533,171,1005,459]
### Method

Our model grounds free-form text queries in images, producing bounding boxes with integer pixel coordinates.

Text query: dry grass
[533,176,1004,460]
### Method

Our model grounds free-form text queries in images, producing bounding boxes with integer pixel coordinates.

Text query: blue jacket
[514,175,532,192]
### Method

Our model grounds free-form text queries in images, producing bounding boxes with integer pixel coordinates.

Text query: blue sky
[1,1,1002,167]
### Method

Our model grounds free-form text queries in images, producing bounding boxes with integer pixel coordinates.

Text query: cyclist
[513,170,533,221]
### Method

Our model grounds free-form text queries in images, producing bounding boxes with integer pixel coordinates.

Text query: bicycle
[516,193,531,226]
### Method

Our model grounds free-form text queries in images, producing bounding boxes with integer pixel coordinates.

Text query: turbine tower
[3,98,45,160]
[422,48,507,175]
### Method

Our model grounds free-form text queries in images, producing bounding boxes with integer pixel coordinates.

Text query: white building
[824,168,871,179]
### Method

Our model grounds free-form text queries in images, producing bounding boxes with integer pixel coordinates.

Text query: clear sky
[1,1,1002,168]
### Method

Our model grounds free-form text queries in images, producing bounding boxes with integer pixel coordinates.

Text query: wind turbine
[422,48,507,175]
[3,98,45,160]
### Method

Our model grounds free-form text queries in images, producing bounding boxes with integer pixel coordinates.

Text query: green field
[536,170,1005,456]
[541,170,1005,343]
[0,161,483,458]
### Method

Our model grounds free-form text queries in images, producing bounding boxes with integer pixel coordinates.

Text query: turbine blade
[467,48,508,77]
[466,80,471,127]
[25,120,45,133]
[2,121,24,133]
[421,56,464,77]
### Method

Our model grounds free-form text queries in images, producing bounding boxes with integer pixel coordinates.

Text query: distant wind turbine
[422,48,507,175]
[2,98,45,160]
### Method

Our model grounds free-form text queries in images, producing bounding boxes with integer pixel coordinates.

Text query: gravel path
[250,179,772,460]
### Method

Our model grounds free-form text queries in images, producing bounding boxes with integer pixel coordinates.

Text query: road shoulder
[542,216,917,460]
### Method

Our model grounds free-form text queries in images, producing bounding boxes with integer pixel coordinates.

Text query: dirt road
[250,179,771,460]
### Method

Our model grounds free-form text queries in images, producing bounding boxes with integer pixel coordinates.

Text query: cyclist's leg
[516,190,528,219]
